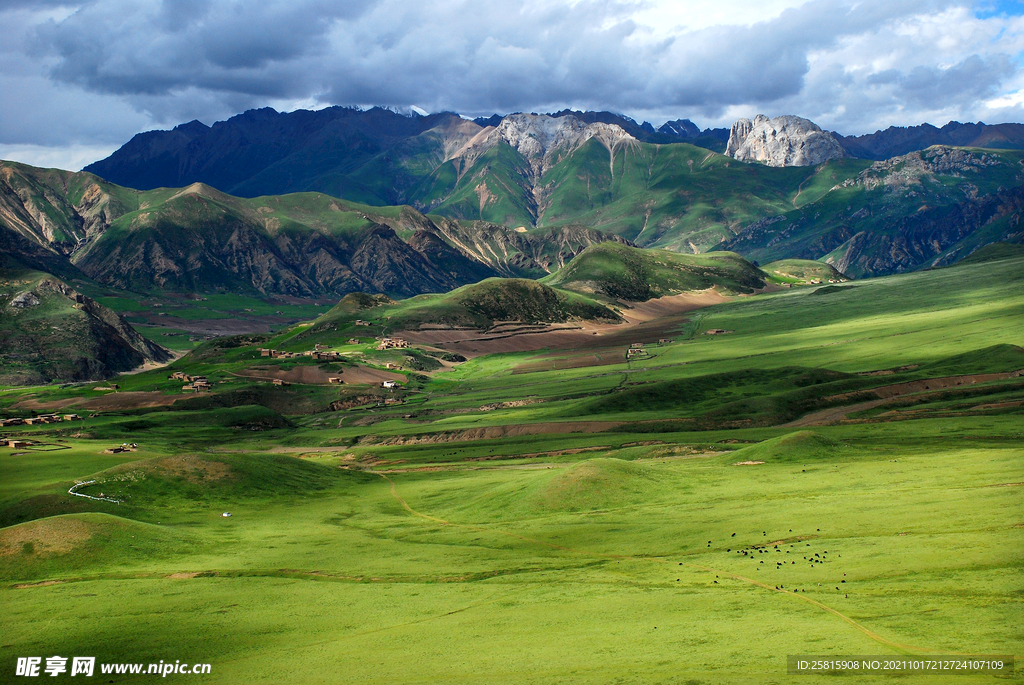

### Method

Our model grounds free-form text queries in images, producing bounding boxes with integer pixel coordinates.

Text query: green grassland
[1,253,1022,683]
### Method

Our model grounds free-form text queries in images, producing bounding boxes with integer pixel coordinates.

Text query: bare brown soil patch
[15,391,180,412]
[398,290,730,358]
[512,351,622,374]
[970,400,1024,411]
[234,364,403,386]
[733,460,765,465]
[0,517,97,557]
[14,580,65,588]
[136,315,274,336]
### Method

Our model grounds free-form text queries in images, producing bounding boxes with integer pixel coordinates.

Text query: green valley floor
[1,255,1022,684]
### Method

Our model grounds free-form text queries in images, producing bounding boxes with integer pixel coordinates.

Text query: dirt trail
[377,473,935,654]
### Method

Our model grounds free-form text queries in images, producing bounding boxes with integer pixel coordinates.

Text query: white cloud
[2,0,1024,171]
[0,143,120,171]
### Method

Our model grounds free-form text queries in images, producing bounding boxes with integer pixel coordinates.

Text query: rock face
[458,113,637,178]
[726,115,847,167]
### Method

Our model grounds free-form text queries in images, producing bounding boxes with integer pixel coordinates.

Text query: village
[0,413,80,427]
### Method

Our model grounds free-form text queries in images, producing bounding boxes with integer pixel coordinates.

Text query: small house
[630,343,644,349]
[7,439,31,449]
[272,379,287,386]
[328,377,344,385]
[381,381,397,389]
[659,338,672,344]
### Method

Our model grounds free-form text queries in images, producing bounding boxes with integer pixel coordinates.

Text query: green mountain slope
[0,260,170,384]
[718,147,1024,276]
[542,242,767,300]
[1,161,633,298]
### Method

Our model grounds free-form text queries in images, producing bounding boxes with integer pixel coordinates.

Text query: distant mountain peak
[726,114,847,167]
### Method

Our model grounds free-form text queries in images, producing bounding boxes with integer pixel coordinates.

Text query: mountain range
[2,111,1022,303]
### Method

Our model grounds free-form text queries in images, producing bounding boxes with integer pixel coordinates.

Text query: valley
[1,246,1022,683]
[2,106,1023,684]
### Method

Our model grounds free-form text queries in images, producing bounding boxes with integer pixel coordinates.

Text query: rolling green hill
[542,242,767,300]
[296,277,619,343]
[761,259,847,283]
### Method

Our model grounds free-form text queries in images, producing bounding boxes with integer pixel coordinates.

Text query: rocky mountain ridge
[0,162,625,298]
[725,115,848,167]
[716,146,1024,276]
[835,121,1024,160]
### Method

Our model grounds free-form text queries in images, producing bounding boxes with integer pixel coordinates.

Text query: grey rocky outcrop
[726,115,847,167]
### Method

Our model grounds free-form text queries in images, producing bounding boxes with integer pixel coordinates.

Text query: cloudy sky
[3,0,1024,170]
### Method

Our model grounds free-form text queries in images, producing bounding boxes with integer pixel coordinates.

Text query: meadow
[1,253,1022,684]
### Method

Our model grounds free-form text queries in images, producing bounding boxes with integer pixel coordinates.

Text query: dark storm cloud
[25,0,956,118]
[4,0,1024,167]
[34,0,374,98]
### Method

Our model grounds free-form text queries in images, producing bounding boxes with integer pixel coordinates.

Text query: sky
[3,0,1024,170]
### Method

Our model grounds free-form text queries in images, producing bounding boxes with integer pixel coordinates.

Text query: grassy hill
[542,242,766,300]
[761,259,847,283]
[293,278,619,345]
